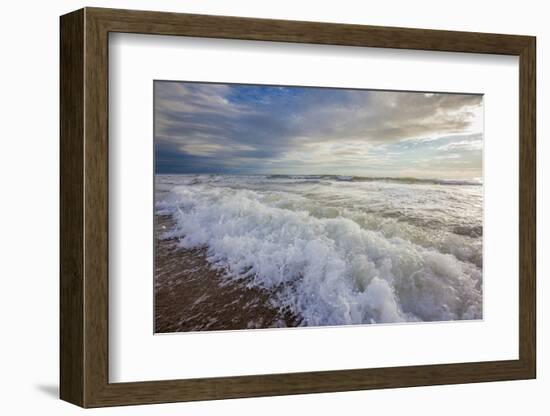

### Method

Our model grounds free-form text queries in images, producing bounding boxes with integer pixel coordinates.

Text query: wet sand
[154,215,299,333]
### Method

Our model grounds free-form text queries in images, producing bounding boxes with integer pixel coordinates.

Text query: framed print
[60,7,536,408]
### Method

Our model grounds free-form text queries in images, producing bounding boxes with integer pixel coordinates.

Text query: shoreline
[154,214,299,333]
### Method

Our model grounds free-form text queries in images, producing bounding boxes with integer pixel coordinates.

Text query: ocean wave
[266,174,482,185]
[157,185,482,326]
[157,174,482,187]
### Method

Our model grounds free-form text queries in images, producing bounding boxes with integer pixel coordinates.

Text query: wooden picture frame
[60,7,536,408]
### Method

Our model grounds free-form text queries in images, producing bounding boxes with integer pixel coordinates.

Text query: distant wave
[157,174,482,187]
[267,174,482,186]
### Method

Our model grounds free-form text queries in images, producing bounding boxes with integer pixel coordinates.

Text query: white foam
[157,176,482,326]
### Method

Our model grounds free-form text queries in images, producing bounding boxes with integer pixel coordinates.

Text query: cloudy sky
[154,81,483,179]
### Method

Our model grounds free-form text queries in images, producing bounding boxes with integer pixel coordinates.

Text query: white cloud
[154,81,483,179]
[437,140,483,151]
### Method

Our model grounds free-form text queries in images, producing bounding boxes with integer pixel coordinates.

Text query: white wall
[0,0,545,414]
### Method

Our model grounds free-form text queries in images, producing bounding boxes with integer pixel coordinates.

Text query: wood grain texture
[518,38,536,376]
[83,10,110,406]
[89,7,532,54]
[59,7,537,408]
[59,8,84,407]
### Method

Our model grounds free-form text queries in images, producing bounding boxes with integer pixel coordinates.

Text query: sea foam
[157,176,482,326]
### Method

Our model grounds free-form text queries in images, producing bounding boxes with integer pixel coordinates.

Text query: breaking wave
[156,175,483,326]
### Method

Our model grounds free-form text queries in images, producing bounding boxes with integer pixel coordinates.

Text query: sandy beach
[154,215,299,333]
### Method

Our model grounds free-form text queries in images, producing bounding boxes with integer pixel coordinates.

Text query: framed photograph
[60,7,536,407]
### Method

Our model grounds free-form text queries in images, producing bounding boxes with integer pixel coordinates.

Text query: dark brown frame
[60,7,536,408]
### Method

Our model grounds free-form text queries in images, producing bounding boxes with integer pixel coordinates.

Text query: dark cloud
[154,81,483,177]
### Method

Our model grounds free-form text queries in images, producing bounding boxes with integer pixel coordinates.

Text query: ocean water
[155,174,483,327]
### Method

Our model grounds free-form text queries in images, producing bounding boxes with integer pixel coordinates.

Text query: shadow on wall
[35,384,58,399]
